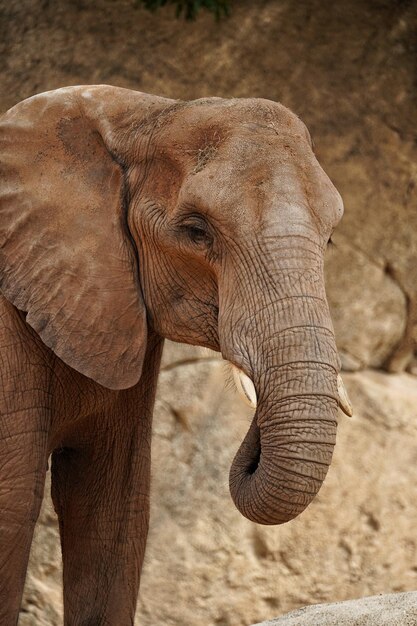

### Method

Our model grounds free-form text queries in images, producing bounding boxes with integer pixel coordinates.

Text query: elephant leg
[0,301,50,624]
[51,405,152,626]
[0,419,48,625]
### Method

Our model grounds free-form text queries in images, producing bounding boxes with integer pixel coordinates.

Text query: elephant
[0,85,352,625]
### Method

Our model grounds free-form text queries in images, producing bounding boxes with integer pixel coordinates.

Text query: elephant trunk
[226,294,343,525]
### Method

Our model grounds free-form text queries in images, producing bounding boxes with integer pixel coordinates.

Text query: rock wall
[21,343,417,626]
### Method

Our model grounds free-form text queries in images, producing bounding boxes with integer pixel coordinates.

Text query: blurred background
[1,0,416,624]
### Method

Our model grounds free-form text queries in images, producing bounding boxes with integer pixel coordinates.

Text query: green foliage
[136,0,231,20]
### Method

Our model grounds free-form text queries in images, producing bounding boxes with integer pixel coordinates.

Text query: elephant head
[0,85,351,525]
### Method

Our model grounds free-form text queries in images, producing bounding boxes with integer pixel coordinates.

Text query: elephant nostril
[247,450,260,475]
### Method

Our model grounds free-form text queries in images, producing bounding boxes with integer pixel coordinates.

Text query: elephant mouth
[230,363,353,417]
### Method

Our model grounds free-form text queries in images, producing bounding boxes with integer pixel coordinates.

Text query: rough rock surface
[1,0,417,370]
[253,591,417,626]
[21,342,417,626]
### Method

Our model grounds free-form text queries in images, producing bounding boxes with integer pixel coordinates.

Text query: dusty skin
[0,86,348,624]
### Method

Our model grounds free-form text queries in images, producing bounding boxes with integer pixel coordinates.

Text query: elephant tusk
[231,366,351,416]
[337,374,353,417]
[232,365,257,409]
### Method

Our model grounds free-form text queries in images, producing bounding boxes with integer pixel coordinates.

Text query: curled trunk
[228,326,340,525]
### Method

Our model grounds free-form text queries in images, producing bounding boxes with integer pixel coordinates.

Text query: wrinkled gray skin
[0,86,343,625]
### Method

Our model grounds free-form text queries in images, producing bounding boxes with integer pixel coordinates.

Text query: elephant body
[0,86,348,624]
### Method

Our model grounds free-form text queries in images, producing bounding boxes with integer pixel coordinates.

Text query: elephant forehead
[180,147,343,243]
[174,96,306,132]
[160,99,342,232]
[161,97,309,156]
[180,134,339,224]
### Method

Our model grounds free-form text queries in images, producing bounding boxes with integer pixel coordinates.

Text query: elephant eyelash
[176,213,214,249]
[182,224,213,246]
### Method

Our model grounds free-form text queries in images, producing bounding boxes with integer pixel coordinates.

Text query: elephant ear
[0,86,154,389]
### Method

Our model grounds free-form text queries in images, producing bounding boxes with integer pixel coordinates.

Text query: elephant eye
[178,216,213,248]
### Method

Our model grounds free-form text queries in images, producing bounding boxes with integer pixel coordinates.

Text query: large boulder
[253,591,417,626]
[325,236,407,371]
[21,343,417,625]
